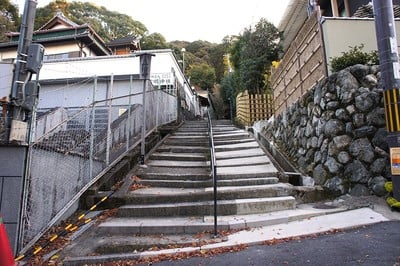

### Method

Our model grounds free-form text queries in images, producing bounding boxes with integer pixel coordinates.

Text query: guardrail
[19,87,177,253]
[207,109,218,237]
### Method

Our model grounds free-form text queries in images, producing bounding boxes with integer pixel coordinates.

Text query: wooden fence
[271,11,328,116]
[236,90,274,126]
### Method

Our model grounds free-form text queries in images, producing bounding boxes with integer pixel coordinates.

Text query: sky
[13,0,291,43]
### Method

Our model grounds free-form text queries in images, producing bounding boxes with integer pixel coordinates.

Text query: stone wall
[258,64,389,197]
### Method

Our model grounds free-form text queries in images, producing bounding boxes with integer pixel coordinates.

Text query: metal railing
[207,109,218,237]
[19,86,177,252]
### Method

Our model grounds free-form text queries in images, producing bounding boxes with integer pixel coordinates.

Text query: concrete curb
[61,207,391,265]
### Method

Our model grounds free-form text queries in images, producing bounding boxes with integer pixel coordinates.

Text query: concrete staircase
[59,120,312,261]
[114,120,295,218]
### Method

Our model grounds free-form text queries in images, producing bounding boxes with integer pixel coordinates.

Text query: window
[44,51,81,61]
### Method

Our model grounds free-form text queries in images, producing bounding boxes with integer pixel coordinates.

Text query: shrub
[330,44,379,72]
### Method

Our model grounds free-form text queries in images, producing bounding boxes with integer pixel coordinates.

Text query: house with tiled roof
[0,11,111,61]
[106,35,141,55]
[272,0,400,116]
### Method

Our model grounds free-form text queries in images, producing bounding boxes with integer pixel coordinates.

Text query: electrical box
[9,119,28,143]
[26,44,45,74]
[22,80,40,111]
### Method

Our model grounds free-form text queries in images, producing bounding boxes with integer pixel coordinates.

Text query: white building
[37,49,200,115]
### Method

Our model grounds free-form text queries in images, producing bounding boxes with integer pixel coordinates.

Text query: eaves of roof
[0,27,111,55]
[107,36,139,46]
[278,0,309,52]
[38,12,80,30]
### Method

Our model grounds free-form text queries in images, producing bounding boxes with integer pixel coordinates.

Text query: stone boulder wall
[261,64,390,197]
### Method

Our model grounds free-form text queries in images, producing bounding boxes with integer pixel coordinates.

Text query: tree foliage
[209,38,232,84]
[220,72,238,102]
[169,40,220,90]
[0,0,20,41]
[141,33,169,50]
[34,0,148,42]
[229,18,281,94]
[188,63,216,90]
[330,44,379,72]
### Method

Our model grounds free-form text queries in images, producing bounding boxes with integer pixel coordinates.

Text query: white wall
[322,18,400,73]
[38,50,200,114]
[0,62,13,98]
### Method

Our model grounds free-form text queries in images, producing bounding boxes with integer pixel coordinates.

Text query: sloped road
[147,220,400,266]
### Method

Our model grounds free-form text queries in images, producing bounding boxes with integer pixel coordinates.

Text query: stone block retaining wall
[258,64,390,196]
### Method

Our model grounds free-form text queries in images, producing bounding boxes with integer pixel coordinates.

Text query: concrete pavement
[61,195,400,265]
[54,120,400,265]
[149,220,400,266]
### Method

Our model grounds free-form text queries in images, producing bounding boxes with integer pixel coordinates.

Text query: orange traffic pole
[0,216,15,266]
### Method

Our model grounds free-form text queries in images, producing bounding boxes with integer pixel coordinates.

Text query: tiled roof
[353,4,400,18]
[107,36,139,46]
[38,11,80,31]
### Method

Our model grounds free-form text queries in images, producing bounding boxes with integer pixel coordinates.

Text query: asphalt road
[147,221,400,266]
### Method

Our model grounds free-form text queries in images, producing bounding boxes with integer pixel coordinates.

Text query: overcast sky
[13,0,291,43]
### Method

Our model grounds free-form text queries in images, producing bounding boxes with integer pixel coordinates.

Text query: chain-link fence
[20,83,177,250]
[0,102,5,142]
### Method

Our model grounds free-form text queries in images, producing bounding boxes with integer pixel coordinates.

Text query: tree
[220,72,238,102]
[187,63,216,90]
[34,0,70,29]
[229,18,281,94]
[186,40,215,63]
[209,38,232,84]
[34,0,148,42]
[0,0,20,41]
[141,32,169,50]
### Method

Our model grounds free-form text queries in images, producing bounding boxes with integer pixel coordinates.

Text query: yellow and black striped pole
[14,190,115,262]
[374,0,400,200]
[383,88,400,132]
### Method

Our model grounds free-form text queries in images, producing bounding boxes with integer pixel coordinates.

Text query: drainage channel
[248,127,304,186]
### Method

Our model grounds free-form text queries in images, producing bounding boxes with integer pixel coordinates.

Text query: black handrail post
[207,108,218,237]
[213,152,217,237]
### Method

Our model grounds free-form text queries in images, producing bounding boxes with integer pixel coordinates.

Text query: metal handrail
[207,109,218,237]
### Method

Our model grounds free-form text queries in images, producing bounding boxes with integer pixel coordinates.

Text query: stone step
[97,202,340,238]
[138,179,212,188]
[146,159,209,168]
[136,176,279,188]
[217,177,278,186]
[217,165,278,179]
[116,196,296,218]
[182,121,208,125]
[216,156,271,167]
[212,126,238,131]
[213,138,255,145]
[212,129,245,135]
[149,152,207,161]
[156,145,209,153]
[58,204,350,260]
[136,166,210,180]
[168,135,209,140]
[178,124,207,128]
[173,132,208,136]
[176,128,208,133]
[215,148,266,159]
[123,183,294,204]
[213,132,250,140]
[215,141,260,152]
[163,139,209,146]
[179,125,208,130]
[212,120,233,126]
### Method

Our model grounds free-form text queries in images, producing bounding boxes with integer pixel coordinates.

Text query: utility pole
[7,0,43,143]
[0,0,44,254]
[139,53,155,165]
[373,0,400,200]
